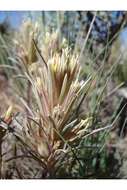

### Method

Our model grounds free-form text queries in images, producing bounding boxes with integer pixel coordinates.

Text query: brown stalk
[32,39,48,70]
[0,127,6,178]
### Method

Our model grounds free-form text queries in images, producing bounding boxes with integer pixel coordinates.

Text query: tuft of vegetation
[0,12,127,179]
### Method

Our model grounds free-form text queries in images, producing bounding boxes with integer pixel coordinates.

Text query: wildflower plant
[0,18,117,179]
[19,45,92,177]
[0,19,94,178]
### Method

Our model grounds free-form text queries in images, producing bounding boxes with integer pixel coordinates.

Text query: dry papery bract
[21,48,92,175]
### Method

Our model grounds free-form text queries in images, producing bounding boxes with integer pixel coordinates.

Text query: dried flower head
[13,19,39,66]
[21,46,91,166]
[9,21,92,177]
